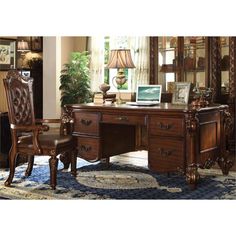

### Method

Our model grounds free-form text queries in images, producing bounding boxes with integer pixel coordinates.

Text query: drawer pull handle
[158,148,172,157]
[115,116,129,121]
[80,145,92,152]
[80,119,92,126]
[158,122,172,130]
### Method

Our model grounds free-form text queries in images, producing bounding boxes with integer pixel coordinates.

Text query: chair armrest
[36,118,73,135]
[11,124,49,154]
[11,124,49,132]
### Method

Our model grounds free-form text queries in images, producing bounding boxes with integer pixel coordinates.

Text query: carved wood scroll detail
[185,111,200,188]
[229,37,235,100]
[211,37,221,102]
[149,37,158,85]
[223,110,233,137]
[217,109,234,175]
[61,106,74,135]
[186,111,198,135]
[186,164,200,188]
[199,151,218,169]
[6,69,21,80]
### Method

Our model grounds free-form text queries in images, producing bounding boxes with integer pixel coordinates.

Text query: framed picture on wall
[172,82,191,105]
[0,38,16,71]
[31,37,42,52]
[20,70,31,77]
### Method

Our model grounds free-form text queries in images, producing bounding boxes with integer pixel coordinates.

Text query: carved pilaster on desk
[59,106,75,169]
[185,111,200,189]
[186,164,200,189]
[218,109,234,175]
[60,106,74,135]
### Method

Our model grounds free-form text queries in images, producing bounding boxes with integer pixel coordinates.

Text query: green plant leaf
[59,51,92,107]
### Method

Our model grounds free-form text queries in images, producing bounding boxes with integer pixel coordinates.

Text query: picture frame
[0,38,16,71]
[172,82,191,105]
[31,37,42,52]
[20,70,31,77]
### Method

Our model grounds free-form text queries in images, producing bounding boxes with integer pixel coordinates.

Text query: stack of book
[93,93,116,104]
[93,93,104,104]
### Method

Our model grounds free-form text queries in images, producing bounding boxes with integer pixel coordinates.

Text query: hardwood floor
[110,150,148,168]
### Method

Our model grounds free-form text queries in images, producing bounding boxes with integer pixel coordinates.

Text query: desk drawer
[76,136,100,161]
[73,112,100,135]
[102,114,146,126]
[149,116,184,137]
[148,137,184,172]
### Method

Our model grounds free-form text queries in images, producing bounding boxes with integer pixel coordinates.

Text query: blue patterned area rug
[0,156,235,200]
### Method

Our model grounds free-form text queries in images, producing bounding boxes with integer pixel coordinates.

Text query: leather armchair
[3,69,77,189]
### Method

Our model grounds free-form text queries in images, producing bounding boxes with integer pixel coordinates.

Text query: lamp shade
[107,49,135,68]
[17,40,30,51]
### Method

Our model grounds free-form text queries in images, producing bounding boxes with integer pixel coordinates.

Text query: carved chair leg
[100,157,110,168]
[59,152,71,169]
[5,149,18,187]
[218,151,234,175]
[71,149,77,177]
[25,155,34,177]
[106,157,110,167]
[49,155,58,190]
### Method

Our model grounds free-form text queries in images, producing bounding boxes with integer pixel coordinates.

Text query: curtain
[88,36,104,92]
[130,37,150,92]
[88,36,150,92]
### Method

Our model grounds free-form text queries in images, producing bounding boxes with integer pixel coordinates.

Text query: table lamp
[107,49,135,104]
[17,40,30,68]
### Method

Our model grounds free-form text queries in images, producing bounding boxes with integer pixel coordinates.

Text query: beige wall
[0,37,87,116]
[43,37,61,119]
[43,36,87,118]
[61,37,87,67]
[61,37,75,67]
[74,37,87,52]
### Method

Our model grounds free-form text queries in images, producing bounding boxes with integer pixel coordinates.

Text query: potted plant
[59,51,92,107]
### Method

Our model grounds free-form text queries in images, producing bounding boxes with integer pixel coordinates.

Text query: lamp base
[116,90,125,105]
[112,69,128,105]
[115,69,127,88]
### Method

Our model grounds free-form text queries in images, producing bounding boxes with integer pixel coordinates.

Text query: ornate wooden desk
[65,103,233,188]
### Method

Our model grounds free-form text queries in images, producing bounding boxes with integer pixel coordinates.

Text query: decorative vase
[99,83,110,95]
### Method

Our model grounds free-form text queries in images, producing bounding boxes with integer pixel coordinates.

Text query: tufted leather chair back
[3,70,35,126]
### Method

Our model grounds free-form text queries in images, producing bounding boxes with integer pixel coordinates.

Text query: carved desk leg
[186,164,200,190]
[186,112,200,189]
[218,109,234,175]
[59,107,75,169]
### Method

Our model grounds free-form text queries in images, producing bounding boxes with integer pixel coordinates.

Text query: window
[89,36,150,93]
[104,36,131,92]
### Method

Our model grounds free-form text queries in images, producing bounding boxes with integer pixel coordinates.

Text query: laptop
[126,84,162,106]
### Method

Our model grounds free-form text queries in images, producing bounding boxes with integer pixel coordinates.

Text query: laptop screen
[136,85,162,103]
